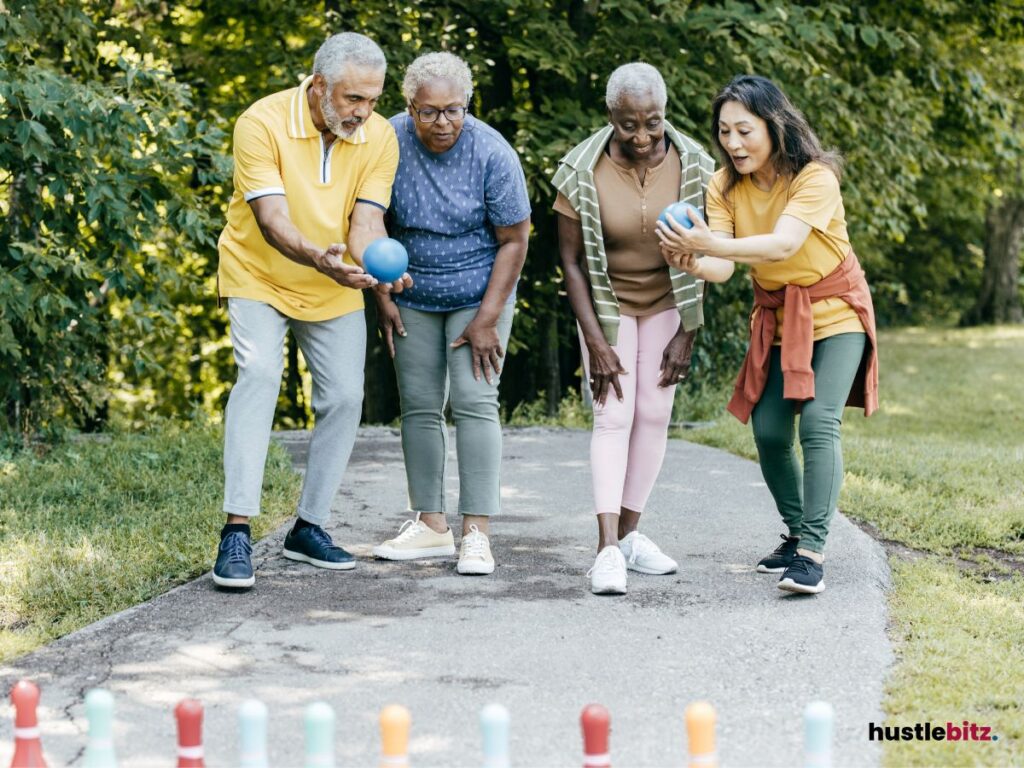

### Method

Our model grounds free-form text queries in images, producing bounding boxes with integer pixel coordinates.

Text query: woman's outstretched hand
[655,206,713,255]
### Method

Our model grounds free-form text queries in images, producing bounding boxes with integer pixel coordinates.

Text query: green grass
[684,326,1024,766]
[0,425,299,661]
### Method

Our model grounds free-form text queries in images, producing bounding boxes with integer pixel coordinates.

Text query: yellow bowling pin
[685,701,717,768]
[379,705,411,768]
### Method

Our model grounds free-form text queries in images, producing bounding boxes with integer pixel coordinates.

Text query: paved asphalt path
[1,427,891,766]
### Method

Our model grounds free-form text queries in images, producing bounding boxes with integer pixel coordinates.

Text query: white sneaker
[587,546,628,595]
[457,525,495,575]
[619,531,678,575]
[372,513,456,560]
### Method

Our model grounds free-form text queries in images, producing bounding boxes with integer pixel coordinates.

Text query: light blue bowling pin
[305,701,335,768]
[238,699,268,768]
[804,701,834,768]
[480,703,510,768]
[83,688,117,768]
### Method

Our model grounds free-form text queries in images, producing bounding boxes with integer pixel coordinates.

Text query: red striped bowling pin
[174,699,204,767]
[10,680,46,768]
[580,704,610,768]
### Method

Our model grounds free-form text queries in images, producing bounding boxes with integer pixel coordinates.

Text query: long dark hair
[711,75,843,198]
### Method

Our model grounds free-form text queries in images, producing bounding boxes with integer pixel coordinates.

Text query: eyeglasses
[410,104,468,124]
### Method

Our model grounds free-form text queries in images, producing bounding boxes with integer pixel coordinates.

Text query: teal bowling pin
[804,701,834,768]
[480,703,509,768]
[83,688,117,768]
[305,701,335,768]
[238,699,268,768]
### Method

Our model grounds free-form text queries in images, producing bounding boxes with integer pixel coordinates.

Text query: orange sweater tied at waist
[726,251,879,424]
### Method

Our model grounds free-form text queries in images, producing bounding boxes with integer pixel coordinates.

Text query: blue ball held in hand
[362,238,409,283]
[658,201,701,230]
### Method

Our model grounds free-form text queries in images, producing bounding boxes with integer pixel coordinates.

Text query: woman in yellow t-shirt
[656,75,878,596]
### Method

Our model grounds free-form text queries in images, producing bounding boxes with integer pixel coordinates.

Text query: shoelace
[461,526,489,558]
[221,532,252,565]
[586,548,622,578]
[306,525,341,552]
[393,518,428,542]
[626,533,658,566]
[786,555,812,575]
[771,534,795,556]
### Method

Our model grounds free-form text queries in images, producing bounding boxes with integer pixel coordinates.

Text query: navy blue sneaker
[778,554,825,594]
[213,529,255,588]
[757,534,800,573]
[283,523,355,570]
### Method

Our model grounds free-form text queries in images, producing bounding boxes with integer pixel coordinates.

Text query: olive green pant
[393,304,514,517]
[751,332,867,554]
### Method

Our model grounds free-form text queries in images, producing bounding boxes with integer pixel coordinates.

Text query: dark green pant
[751,332,866,554]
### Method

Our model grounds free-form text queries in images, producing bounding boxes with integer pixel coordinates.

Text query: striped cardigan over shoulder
[551,122,715,345]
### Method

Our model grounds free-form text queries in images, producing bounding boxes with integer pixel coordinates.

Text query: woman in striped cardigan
[552,63,715,595]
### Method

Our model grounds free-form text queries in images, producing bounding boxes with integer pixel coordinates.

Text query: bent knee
[236,355,284,391]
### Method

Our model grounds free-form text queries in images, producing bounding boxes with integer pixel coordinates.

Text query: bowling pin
[480,703,509,768]
[685,701,716,768]
[174,699,204,768]
[304,702,335,768]
[238,699,268,768]
[580,704,610,768]
[804,701,834,768]
[379,705,410,768]
[10,680,46,768]
[83,689,117,768]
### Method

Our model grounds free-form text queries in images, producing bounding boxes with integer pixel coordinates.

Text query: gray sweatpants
[393,303,514,517]
[222,298,365,526]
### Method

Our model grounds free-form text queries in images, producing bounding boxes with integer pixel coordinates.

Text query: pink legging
[580,308,681,515]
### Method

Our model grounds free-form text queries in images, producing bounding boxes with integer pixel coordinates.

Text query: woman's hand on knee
[451,319,503,385]
[588,344,627,405]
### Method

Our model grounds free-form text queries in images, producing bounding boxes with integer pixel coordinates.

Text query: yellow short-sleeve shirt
[706,162,864,340]
[218,77,399,321]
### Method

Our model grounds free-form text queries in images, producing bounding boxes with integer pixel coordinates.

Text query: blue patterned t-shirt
[387,113,531,312]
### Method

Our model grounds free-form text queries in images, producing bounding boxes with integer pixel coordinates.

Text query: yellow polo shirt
[218,77,399,321]
[707,162,864,341]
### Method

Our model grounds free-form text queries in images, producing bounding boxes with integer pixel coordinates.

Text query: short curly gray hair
[605,62,667,111]
[402,52,473,104]
[314,32,386,86]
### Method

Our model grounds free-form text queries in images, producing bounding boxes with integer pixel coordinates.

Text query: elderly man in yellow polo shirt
[212,32,409,589]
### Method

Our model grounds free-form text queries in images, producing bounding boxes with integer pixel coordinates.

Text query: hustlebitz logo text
[868,721,999,742]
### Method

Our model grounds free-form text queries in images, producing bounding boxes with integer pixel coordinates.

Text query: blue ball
[363,238,409,283]
[658,201,701,230]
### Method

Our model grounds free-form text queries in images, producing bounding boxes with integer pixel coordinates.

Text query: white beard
[320,94,355,138]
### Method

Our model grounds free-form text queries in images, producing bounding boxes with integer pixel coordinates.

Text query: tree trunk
[362,300,400,424]
[282,335,308,428]
[963,195,1024,325]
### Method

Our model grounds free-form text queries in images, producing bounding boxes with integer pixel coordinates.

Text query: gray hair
[313,32,386,85]
[605,62,667,111]
[401,52,473,104]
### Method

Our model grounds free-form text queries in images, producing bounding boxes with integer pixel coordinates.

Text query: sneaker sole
[624,562,677,575]
[757,564,787,574]
[457,561,495,575]
[372,544,456,560]
[282,549,356,570]
[212,573,255,588]
[778,577,825,594]
[590,582,627,595]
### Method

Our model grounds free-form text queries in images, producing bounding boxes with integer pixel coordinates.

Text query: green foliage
[1,0,1021,438]
[506,387,592,428]
[0,1,229,437]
